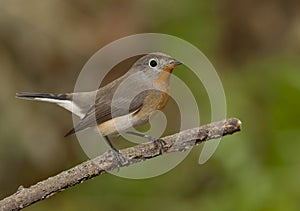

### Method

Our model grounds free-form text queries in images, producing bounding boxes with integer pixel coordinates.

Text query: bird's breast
[133,71,171,120]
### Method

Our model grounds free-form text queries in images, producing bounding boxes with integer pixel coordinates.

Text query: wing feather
[65,87,148,136]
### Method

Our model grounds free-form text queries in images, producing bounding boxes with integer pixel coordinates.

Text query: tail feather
[16,92,85,119]
[16,92,70,100]
[16,92,98,136]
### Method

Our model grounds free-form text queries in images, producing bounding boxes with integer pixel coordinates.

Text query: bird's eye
[149,59,158,68]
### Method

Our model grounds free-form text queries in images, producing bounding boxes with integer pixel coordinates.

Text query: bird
[16,52,182,159]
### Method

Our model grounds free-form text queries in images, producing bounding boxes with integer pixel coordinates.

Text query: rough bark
[0,118,241,211]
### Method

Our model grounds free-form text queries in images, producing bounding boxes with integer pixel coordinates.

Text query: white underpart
[34,98,85,119]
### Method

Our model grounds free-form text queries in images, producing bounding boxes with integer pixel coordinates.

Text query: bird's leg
[104,136,124,170]
[126,131,166,154]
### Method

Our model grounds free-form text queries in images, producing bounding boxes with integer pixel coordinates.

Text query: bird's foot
[109,149,125,171]
[127,131,166,154]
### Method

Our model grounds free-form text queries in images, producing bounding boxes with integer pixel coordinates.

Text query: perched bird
[16,52,182,158]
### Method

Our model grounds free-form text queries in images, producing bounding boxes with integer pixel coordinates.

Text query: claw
[152,138,165,154]
[104,136,126,171]
[110,149,124,171]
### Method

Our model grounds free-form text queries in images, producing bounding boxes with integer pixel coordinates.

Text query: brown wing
[64,89,148,137]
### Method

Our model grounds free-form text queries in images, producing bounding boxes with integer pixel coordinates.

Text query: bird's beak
[169,60,182,67]
[163,60,182,73]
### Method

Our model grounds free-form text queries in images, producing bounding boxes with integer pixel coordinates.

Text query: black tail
[16,92,70,100]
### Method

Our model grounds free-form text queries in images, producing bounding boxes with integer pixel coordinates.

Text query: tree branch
[0,118,241,211]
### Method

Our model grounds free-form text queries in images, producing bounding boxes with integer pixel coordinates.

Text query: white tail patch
[34,98,85,119]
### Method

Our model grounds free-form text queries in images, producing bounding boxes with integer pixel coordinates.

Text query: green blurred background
[1,0,300,210]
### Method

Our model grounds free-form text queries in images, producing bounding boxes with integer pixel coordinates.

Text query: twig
[0,118,241,211]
